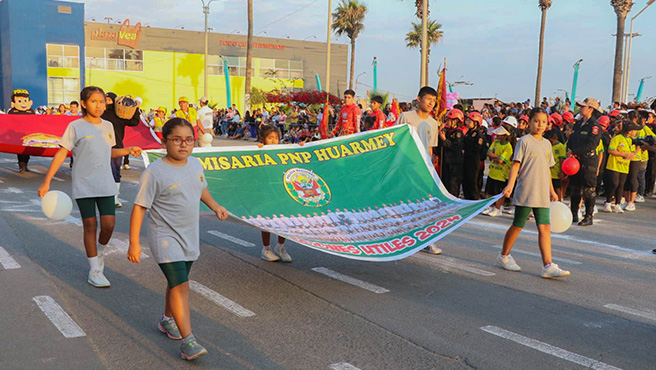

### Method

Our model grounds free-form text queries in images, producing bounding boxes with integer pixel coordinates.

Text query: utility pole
[201,0,216,98]
[623,0,655,102]
[420,0,428,87]
[326,0,333,96]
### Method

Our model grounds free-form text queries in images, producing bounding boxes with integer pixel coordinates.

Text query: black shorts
[552,178,561,189]
[486,178,507,196]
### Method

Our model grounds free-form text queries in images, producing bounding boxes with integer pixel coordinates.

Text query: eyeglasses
[168,137,195,145]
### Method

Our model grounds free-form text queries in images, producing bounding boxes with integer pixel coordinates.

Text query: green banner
[144,125,501,261]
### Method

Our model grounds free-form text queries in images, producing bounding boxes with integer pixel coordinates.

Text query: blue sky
[75,0,656,106]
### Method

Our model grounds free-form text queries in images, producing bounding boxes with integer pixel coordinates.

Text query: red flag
[383,98,399,128]
[319,104,330,139]
[436,63,448,118]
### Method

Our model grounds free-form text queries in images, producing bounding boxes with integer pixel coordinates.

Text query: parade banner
[144,125,501,261]
[0,115,161,157]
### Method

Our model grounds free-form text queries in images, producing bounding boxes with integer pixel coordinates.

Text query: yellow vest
[488,140,513,181]
[632,125,654,162]
[551,142,567,179]
[175,108,198,126]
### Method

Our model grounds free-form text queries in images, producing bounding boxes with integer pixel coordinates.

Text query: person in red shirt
[329,89,361,137]
[369,95,386,130]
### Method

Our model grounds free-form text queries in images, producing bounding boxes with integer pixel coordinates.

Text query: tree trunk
[535,8,547,106]
[244,0,254,111]
[612,13,627,104]
[349,38,356,91]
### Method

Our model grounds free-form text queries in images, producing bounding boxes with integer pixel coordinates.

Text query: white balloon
[201,142,212,147]
[201,133,213,144]
[41,191,73,221]
[550,201,572,233]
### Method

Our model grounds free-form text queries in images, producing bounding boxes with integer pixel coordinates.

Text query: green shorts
[159,261,194,289]
[75,196,115,219]
[512,206,550,228]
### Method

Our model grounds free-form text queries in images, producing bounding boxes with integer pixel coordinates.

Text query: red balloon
[562,157,580,176]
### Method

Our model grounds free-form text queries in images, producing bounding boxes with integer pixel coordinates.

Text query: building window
[85,47,143,71]
[48,77,80,107]
[47,44,79,68]
[259,58,303,80]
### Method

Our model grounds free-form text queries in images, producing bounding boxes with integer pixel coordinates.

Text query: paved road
[1,141,655,370]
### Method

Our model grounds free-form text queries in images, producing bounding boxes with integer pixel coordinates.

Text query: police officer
[439,109,465,197]
[462,111,488,200]
[567,97,603,226]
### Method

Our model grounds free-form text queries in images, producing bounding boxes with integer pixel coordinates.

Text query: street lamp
[103,17,113,23]
[622,0,655,103]
[201,0,217,98]
[355,72,366,96]
[230,29,240,34]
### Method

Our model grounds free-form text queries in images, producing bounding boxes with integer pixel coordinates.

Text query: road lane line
[0,246,21,269]
[189,280,255,317]
[480,326,622,370]
[32,296,86,338]
[207,230,255,247]
[107,238,149,258]
[311,267,389,294]
[3,187,23,194]
[407,255,496,277]
[490,245,582,265]
[604,304,656,322]
[63,216,82,226]
[329,363,361,370]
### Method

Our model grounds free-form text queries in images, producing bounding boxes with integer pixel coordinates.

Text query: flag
[383,98,399,128]
[319,104,330,139]
[435,60,448,118]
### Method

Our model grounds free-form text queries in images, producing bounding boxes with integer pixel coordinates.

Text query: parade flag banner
[319,104,330,139]
[436,63,448,118]
[144,125,500,261]
[0,115,161,157]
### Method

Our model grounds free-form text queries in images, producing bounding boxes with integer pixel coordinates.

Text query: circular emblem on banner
[283,168,331,207]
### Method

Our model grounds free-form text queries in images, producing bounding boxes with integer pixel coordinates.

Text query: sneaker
[577,208,584,221]
[593,205,598,215]
[578,216,593,226]
[487,208,502,217]
[261,247,280,262]
[421,244,442,255]
[115,197,122,208]
[88,269,110,288]
[612,204,624,213]
[273,244,292,262]
[158,316,182,340]
[481,206,493,215]
[18,167,25,173]
[496,253,521,271]
[620,197,627,206]
[602,202,613,213]
[541,263,570,278]
[624,202,636,211]
[635,195,645,203]
[180,334,208,360]
[503,206,514,215]
[123,164,130,170]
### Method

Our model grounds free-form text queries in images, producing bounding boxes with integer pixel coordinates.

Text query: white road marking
[32,296,86,338]
[106,238,149,258]
[467,220,653,260]
[407,255,496,277]
[189,280,255,317]
[0,179,4,183]
[63,216,82,226]
[207,230,255,247]
[0,246,21,269]
[481,326,622,370]
[604,304,656,322]
[329,363,361,370]
[311,267,389,294]
[490,245,582,265]
[1,187,23,194]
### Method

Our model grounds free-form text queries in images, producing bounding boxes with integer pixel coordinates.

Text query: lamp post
[104,17,113,23]
[201,0,217,98]
[623,0,655,103]
[571,59,583,112]
[355,72,366,96]
[636,76,652,103]
[372,57,377,93]
[419,0,428,87]
[325,0,333,96]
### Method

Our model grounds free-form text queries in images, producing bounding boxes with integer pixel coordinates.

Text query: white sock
[88,256,100,271]
[543,263,552,269]
[161,313,171,321]
[263,244,270,250]
[97,242,107,256]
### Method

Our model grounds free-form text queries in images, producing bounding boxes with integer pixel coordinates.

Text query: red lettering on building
[219,39,286,51]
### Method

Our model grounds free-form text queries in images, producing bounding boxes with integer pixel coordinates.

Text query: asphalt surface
[1,138,655,370]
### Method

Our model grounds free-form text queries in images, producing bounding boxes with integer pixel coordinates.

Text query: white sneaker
[620,197,627,206]
[496,253,521,271]
[273,244,292,262]
[593,205,598,215]
[115,196,122,208]
[88,269,111,287]
[487,208,502,217]
[421,244,442,255]
[577,208,584,221]
[602,202,613,213]
[541,263,570,279]
[481,206,493,215]
[503,206,514,215]
[261,247,280,262]
[624,202,636,211]
[123,164,130,170]
[612,204,624,213]
[635,195,645,203]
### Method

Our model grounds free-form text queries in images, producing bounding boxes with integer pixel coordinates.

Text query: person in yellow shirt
[150,107,167,140]
[603,121,640,213]
[175,96,205,144]
[483,126,513,217]
[545,129,567,200]
[634,111,655,203]
[622,112,653,210]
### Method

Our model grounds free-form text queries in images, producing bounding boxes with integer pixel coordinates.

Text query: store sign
[220,39,286,50]
[90,19,142,49]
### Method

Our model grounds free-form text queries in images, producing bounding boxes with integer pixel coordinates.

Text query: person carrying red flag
[329,89,361,137]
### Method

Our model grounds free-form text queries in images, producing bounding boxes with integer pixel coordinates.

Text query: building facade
[0,0,348,112]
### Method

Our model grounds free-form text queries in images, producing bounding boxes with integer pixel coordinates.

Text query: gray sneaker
[496,253,521,272]
[158,316,182,340]
[261,247,280,262]
[180,334,208,360]
[88,269,110,288]
[273,244,292,262]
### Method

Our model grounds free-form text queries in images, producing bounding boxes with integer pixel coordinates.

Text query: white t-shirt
[197,106,214,130]
[396,110,439,157]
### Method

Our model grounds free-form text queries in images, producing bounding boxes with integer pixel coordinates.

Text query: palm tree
[244,0,253,111]
[332,0,368,91]
[611,0,633,103]
[405,19,443,83]
[535,0,552,106]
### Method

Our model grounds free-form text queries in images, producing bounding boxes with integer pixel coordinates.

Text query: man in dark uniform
[439,109,465,197]
[7,89,36,173]
[462,111,488,200]
[567,97,603,226]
